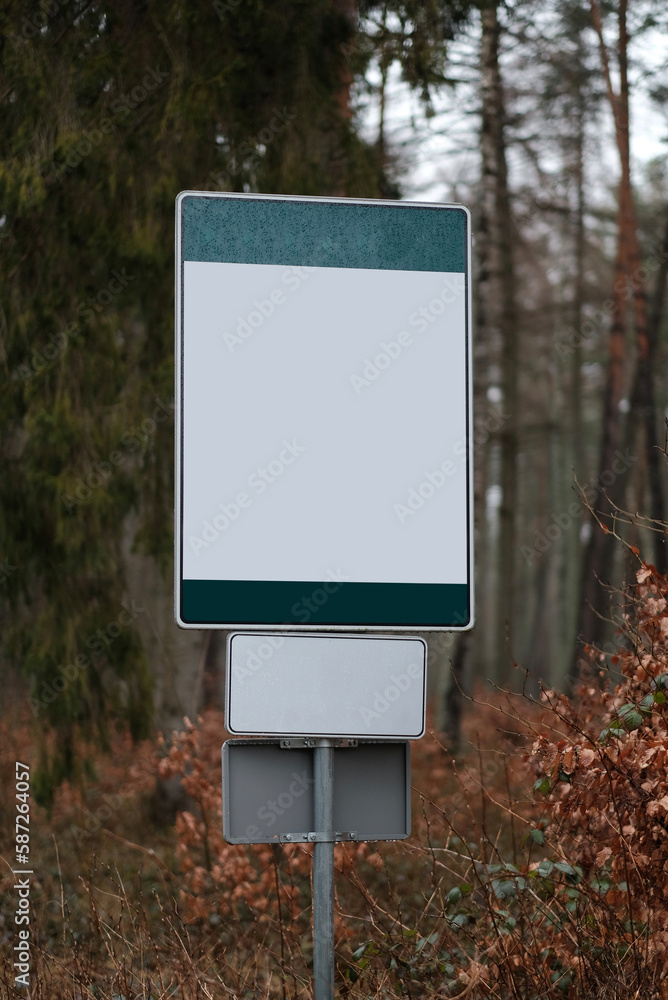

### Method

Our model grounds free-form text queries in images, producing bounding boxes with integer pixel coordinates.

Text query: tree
[0,0,392,800]
[477,2,519,685]
[572,0,665,682]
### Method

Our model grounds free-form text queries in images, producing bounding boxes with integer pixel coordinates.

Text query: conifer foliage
[0,0,394,799]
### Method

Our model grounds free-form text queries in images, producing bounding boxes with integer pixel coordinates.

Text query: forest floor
[1,655,667,999]
[0,689,547,999]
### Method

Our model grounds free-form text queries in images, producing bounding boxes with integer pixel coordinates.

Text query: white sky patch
[355,13,667,205]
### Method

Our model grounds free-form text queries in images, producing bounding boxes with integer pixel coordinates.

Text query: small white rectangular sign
[226,632,427,739]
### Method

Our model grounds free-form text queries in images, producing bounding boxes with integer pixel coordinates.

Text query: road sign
[175,191,473,631]
[226,631,426,739]
[222,738,410,844]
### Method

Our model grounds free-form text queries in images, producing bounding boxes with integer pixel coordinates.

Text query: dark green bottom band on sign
[181,580,470,628]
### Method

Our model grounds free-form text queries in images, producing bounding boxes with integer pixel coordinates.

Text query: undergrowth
[3,561,668,997]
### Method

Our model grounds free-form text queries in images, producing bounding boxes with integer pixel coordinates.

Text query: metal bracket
[279,738,358,749]
[279,831,358,844]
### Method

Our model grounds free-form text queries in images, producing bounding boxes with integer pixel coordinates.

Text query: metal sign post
[221,735,413,998]
[313,739,335,1000]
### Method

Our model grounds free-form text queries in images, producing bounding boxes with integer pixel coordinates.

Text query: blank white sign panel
[226,632,427,739]
[183,261,466,582]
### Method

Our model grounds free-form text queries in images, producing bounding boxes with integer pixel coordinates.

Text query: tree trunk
[571,79,587,487]
[570,195,627,685]
[480,5,519,686]
[329,0,357,195]
[571,0,636,685]
[565,80,588,682]
[606,1,665,574]
[637,214,668,571]
[443,632,469,754]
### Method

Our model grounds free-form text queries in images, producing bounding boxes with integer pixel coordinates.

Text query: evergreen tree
[0,0,396,801]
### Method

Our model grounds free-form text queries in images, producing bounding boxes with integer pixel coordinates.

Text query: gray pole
[313,739,335,1000]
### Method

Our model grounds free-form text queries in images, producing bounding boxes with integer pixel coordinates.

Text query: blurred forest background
[1,0,668,793]
[4,2,668,998]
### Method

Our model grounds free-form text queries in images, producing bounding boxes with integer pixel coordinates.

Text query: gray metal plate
[222,739,410,844]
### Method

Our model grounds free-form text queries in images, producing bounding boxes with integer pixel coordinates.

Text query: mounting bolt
[284,834,293,842]
[308,832,316,842]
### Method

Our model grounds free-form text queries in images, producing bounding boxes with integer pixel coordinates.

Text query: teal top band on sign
[181,195,467,273]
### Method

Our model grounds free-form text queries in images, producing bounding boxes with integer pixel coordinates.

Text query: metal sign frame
[175,191,473,631]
